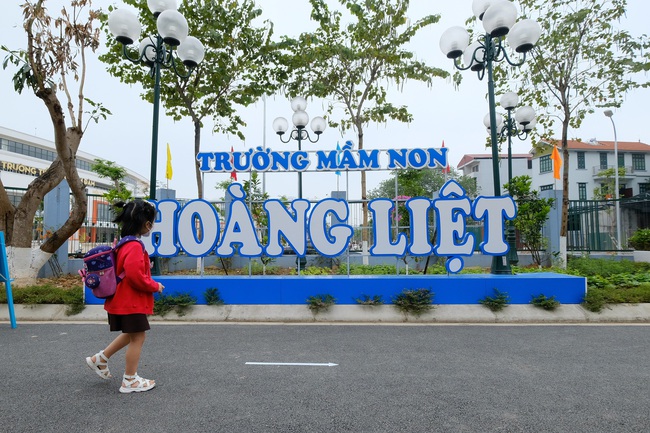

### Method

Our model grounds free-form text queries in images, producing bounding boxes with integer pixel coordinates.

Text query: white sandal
[119,373,155,394]
[85,350,112,379]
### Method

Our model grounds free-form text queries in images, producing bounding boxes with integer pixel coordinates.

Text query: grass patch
[0,284,84,316]
[531,294,560,311]
[306,294,336,313]
[479,289,510,312]
[354,294,384,306]
[204,288,224,306]
[393,288,434,316]
[153,293,197,317]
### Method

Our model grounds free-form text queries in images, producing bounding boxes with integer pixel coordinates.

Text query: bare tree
[1,0,104,283]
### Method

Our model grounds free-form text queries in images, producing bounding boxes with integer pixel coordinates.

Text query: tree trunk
[358,129,368,243]
[4,89,87,284]
[194,120,203,199]
[560,118,570,238]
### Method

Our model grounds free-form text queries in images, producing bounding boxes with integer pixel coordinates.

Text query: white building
[456,139,650,200]
[532,139,650,199]
[0,126,148,200]
[457,153,533,196]
[0,126,149,248]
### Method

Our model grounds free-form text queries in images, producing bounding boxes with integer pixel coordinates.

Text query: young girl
[85,199,164,393]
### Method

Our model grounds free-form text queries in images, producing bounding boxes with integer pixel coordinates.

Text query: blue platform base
[85,273,586,306]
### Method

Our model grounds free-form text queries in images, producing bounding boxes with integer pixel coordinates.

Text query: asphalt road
[1,323,648,433]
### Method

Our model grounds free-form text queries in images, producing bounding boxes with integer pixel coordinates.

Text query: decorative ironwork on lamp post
[272,97,327,199]
[439,0,541,274]
[108,0,205,201]
[486,91,536,267]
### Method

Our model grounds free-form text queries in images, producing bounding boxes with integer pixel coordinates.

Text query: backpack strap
[115,235,145,252]
[114,236,147,283]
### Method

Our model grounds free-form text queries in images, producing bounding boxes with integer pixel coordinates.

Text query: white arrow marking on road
[245,362,338,367]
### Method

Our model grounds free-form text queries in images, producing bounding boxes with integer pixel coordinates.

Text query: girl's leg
[124,331,146,376]
[120,331,156,392]
[103,333,131,359]
[87,333,130,376]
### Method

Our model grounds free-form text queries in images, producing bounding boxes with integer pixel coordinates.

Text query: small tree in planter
[628,229,650,262]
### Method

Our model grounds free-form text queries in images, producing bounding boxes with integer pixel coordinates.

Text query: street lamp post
[272,97,327,199]
[108,0,205,201]
[604,109,621,250]
[439,0,540,274]
[487,91,536,267]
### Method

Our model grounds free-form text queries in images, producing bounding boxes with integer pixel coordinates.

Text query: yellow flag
[165,143,173,180]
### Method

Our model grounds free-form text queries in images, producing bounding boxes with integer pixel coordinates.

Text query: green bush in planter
[628,229,650,250]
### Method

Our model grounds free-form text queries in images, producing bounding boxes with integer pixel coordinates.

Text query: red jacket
[104,240,159,315]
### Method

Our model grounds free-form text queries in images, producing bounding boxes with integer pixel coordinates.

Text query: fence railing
[12,186,649,257]
[568,196,650,251]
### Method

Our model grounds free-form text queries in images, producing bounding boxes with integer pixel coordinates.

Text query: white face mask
[141,222,153,237]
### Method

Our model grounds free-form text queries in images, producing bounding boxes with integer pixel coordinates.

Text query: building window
[640,183,650,194]
[540,184,553,191]
[471,165,479,173]
[539,155,552,173]
[4,138,57,162]
[577,151,585,169]
[527,159,533,169]
[633,154,646,171]
[578,183,587,200]
[599,152,608,169]
[618,153,624,168]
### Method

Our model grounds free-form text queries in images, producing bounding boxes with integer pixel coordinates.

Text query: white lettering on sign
[196,147,449,173]
[140,180,516,274]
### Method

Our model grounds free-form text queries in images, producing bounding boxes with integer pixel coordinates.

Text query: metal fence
[68,196,451,257]
[568,196,650,252]
[16,187,646,257]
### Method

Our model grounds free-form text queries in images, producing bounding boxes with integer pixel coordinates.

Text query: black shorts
[108,313,151,333]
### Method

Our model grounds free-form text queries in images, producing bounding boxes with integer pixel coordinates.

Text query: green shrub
[479,289,509,312]
[0,285,85,315]
[306,294,336,313]
[583,290,606,312]
[153,293,197,317]
[354,294,384,306]
[293,266,332,276]
[531,294,560,311]
[628,229,650,250]
[204,288,224,306]
[393,288,434,316]
[339,264,398,275]
[567,257,650,276]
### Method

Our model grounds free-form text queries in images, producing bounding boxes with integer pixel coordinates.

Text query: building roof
[457,153,532,169]
[545,139,650,152]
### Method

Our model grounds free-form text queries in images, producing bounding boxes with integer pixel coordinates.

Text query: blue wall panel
[85,273,586,306]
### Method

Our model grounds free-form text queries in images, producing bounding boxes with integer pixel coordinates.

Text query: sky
[1,0,649,202]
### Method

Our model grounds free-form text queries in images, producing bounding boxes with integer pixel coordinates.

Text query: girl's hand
[158,283,164,293]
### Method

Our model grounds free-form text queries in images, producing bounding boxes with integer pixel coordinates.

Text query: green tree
[0,0,102,283]
[369,168,479,200]
[495,0,650,257]
[505,175,554,266]
[281,0,448,241]
[100,0,280,199]
[593,167,626,200]
[368,168,478,257]
[91,158,133,203]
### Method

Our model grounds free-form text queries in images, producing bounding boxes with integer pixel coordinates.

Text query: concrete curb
[2,303,650,324]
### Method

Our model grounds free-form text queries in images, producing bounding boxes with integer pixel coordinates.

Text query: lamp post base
[491,255,512,275]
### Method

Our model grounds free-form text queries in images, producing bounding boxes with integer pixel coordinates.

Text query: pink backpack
[79,236,144,299]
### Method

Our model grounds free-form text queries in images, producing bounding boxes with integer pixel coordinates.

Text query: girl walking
[85,199,164,393]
